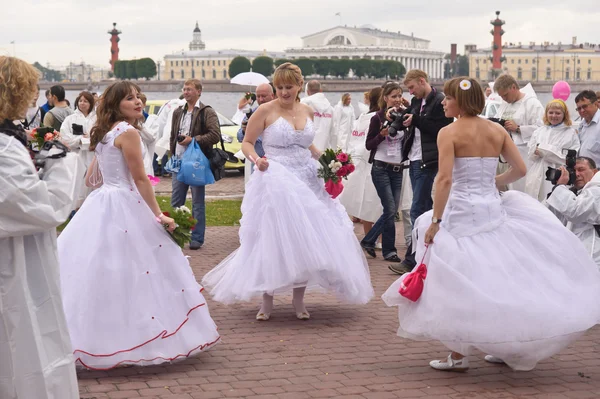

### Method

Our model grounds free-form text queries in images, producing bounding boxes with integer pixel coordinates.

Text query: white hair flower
[459,79,472,91]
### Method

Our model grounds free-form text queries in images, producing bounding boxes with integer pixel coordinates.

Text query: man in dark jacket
[394,70,453,273]
[169,78,221,250]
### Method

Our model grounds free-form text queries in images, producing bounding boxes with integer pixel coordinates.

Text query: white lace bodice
[262,117,321,189]
[443,157,506,237]
[95,121,145,191]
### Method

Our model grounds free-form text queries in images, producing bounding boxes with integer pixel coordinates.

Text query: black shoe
[388,263,412,275]
[360,242,376,258]
[189,241,203,250]
[384,254,402,263]
[400,259,415,270]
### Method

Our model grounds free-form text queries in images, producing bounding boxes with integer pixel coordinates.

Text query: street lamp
[157,60,161,81]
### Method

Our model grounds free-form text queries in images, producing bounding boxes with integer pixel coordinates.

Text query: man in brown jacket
[169,78,221,249]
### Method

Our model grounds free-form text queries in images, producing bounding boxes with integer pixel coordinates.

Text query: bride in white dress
[57,81,220,370]
[202,63,374,320]
[382,77,600,372]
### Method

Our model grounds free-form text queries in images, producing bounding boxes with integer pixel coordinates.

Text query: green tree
[32,62,63,81]
[113,60,126,79]
[228,56,251,78]
[294,58,314,76]
[457,55,470,76]
[330,59,351,78]
[135,58,157,80]
[125,60,137,79]
[353,59,373,79]
[313,58,332,78]
[251,56,274,77]
[274,58,291,67]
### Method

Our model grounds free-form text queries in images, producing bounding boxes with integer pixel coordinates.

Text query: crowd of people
[2,53,600,399]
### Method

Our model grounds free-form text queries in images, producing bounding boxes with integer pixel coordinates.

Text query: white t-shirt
[374,134,403,164]
[408,99,426,161]
[175,111,193,156]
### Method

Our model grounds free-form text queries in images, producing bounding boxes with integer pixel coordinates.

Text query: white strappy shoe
[429,354,469,372]
[484,355,505,364]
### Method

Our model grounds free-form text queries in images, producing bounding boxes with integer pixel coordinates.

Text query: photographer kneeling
[546,156,600,267]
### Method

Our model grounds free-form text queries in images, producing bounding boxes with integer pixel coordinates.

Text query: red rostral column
[490,11,505,77]
[108,22,121,71]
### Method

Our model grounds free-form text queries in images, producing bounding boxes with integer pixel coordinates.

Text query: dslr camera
[383,107,411,137]
[488,117,507,127]
[545,149,577,185]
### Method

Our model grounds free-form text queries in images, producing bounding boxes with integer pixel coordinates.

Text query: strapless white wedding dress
[383,157,600,370]
[202,117,374,304]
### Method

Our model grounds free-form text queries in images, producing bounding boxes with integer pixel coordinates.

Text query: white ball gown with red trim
[202,117,374,304]
[57,121,220,370]
[382,157,600,370]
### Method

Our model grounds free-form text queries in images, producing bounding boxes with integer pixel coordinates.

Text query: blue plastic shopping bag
[177,140,215,186]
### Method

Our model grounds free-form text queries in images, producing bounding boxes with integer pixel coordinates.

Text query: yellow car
[145,100,244,171]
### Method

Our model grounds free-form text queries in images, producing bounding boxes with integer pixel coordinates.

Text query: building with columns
[467,38,600,82]
[286,25,445,79]
[163,23,284,81]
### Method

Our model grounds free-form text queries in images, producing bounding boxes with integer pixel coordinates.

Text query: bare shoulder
[298,102,314,120]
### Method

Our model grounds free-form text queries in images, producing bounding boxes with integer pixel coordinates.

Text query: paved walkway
[77,219,600,399]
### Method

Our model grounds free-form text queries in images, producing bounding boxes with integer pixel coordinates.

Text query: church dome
[193,21,201,33]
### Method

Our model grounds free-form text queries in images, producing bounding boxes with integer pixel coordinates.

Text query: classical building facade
[286,25,445,79]
[163,24,284,81]
[467,39,600,82]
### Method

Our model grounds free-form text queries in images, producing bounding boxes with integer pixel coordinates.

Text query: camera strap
[0,119,28,147]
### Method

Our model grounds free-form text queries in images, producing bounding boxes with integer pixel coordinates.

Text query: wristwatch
[431,217,442,224]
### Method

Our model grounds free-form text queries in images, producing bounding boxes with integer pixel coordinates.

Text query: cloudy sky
[2,1,598,69]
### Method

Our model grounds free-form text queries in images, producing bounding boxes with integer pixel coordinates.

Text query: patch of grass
[156,196,241,226]
[58,197,242,233]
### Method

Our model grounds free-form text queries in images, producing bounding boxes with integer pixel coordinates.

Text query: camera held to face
[545,149,577,185]
[383,107,411,137]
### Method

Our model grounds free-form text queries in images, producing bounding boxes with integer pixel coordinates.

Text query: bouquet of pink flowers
[317,148,355,198]
[29,126,60,150]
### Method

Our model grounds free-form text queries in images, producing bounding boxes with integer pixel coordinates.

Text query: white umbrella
[230,71,269,86]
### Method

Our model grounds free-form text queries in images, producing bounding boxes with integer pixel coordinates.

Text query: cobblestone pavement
[77,216,600,399]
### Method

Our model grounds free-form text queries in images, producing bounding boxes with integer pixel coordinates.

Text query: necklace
[280,100,296,120]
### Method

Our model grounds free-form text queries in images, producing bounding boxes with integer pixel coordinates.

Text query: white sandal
[484,355,505,364]
[429,354,469,372]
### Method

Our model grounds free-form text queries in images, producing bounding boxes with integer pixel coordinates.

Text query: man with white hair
[301,80,334,150]
[237,83,275,180]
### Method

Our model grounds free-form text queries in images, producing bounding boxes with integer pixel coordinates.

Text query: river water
[45,90,579,121]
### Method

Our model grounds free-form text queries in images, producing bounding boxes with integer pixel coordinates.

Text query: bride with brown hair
[57,81,220,370]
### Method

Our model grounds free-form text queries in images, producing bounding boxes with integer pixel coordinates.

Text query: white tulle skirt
[382,191,600,371]
[57,186,220,370]
[202,160,374,304]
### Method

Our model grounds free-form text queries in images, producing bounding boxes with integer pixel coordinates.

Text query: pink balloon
[552,81,571,101]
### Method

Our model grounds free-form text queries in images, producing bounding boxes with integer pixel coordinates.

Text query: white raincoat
[494,92,544,192]
[154,99,186,158]
[301,93,334,151]
[546,172,600,268]
[60,109,97,206]
[525,124,580,201]
[338,112,382,223]
[0,133,80,399]
[333,101,356,151]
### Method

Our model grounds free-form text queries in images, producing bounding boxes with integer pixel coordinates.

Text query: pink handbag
[399,245,429,302]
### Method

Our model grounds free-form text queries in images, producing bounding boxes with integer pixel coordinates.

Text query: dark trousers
[403,160,437,268]
[361,162,403,259]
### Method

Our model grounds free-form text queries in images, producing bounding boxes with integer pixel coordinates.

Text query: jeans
[403,160,437,267]
[153,153,168,175]
[361,163,403,259]
[171,178,206,245]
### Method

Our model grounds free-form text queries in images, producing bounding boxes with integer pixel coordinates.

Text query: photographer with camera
[169,79,221,250]
[360,82,405,264]
[546,156,600,267]
[237,83,275,181]
[394,70,453,273]
[0,56,80,399]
